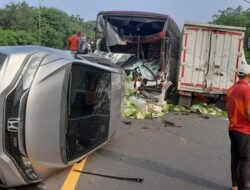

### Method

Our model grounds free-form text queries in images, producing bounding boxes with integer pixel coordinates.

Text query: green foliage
[39,7,79,48]
[0,30,16,45]
[82,20,96,41]
[245,49,250,62]
[212,6,246,26]
[14,30,38,45]
[211,6,250,63]
[41,24,64,48]
[0,2,37,31]
[0,1,95,48]
[0,29,37,45]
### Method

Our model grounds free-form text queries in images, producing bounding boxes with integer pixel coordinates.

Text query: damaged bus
[95,11,181,104]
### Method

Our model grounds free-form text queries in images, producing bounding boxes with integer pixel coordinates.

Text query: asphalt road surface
[16,112,231,190]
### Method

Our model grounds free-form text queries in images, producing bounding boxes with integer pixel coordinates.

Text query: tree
[82,20,96,41]
[212,6,250,62]
[0,29,37,45]
[0,1,87,48]
[0,2,37,31]
[39,7,84,48]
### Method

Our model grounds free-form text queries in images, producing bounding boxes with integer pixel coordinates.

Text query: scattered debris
[122,120,132,125]
[200,114,210,119]
[129,96,148,114]
[163,120,182,128]
[190,103,227,117]
[148,102,162,113]
[122,96,227,120]
[74,169,144,183]
[122,97,145,119]
[122,77,227,120]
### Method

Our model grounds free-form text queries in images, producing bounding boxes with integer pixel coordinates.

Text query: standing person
[85,37,94,52]
[79,31,86,42]
[68,31,80,54]
[77,32,89,54]
[226,62,250,190]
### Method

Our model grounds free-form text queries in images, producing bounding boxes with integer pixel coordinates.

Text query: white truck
[177,22,246,106]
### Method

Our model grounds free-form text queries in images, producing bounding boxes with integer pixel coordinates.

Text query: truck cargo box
[177,22,246,105]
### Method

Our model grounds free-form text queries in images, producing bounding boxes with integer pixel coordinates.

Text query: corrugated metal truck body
[177,22,246,105]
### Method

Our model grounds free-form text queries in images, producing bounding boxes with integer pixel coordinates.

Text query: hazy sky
[1,0,250,28]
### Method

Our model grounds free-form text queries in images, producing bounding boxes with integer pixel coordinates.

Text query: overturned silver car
[0,46,124,187]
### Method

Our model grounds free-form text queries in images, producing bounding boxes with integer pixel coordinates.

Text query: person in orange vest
[68,31,81,53]
[226,62,250,190]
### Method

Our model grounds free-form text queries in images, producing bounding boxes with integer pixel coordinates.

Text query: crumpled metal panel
[96,16,126,47]
[125,60,160,81]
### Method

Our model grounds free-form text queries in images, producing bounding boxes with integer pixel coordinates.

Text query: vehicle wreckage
[0,46,124,187]
[93,11,181,105]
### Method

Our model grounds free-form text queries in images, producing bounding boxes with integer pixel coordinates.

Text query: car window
[66,64,111,161]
